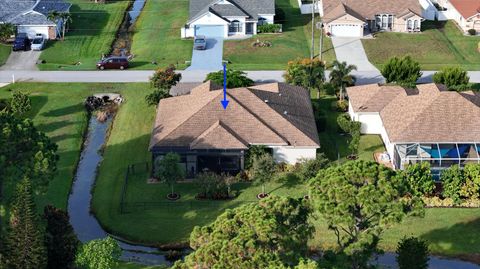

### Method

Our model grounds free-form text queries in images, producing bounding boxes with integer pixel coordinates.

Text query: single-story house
[347,83,480,178]
[149,81,320,177]
[433,0,480,33]
[0,0,71,39]
[181,0,275,38]
[320,0,426,37]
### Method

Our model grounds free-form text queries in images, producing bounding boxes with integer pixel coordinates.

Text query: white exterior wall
[419,0,437,20]
[271,146,317,164]
[298,0,321,15]
[224,16,247,35]
[17,25,51,39]
[183,12,229,38]
[357,113,383,134]
[258,14,274,24]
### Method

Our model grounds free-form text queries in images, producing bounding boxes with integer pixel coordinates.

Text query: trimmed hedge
[257,24,282,33]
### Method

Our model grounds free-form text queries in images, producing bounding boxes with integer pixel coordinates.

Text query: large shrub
[205,69,254,88]
[150,65,181,90]
[440,165,464,203]
[284,58,325,93]
[76,237,121,269]
[396,237,429,269]
[296,153,330,181]
[400,162,435,196]
[336,113,351,133]
[468,29,477,36]
[245,145,270,169]
[460,163,480,199]
[145,88,170,106]
[195,172,235,199]
[381,56,422,88]
[10,91,31,117]
[432,67,470,91]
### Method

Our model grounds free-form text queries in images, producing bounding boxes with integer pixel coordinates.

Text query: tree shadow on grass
[27,95,48,119]
[420,217,480,261]
[42,103,83,117]
[37,120,74,134]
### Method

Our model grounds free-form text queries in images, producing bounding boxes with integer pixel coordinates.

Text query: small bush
[460,163,480,200]
[145,88,170,106]
[295,153,330,181]
[468,28,477,36]
[381,56,422,88]
[150,65,181,89]
[336,100,348,112]
[195,172,234,199]
[336,113,351,133]
[245,145,270,169]
[321,82,336,96]
[432,67,469,90]
[440,164,464,203]
[205,69,254,88]
[396,237,429,269]
[257,24,282,33]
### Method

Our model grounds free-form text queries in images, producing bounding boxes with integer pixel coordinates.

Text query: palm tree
[329,60,357,101]
[59,12,72,41]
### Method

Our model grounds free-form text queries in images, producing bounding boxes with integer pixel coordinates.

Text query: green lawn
[116,262,166,269]
[0,44,11,66]
[0,83,149,231]
[128,0,192,70]
[224,0,335,70]
[38,0,130,70]
[363,20,480,70]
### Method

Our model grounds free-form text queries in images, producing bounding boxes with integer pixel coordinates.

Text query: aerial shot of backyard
[1,0,480,268]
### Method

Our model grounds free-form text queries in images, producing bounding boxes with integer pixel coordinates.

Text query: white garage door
[194,25,224,37]
[330,24,362,37]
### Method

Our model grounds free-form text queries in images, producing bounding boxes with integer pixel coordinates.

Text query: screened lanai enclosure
[393,143,480,178]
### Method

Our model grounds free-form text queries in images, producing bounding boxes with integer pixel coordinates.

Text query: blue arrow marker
[220,63,229,110]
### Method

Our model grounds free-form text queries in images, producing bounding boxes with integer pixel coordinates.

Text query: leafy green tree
[336,113,351,133]
[59,13,72,41]
[251,153,277,197]
[0,23,15,42]
[329,60,357,101]
[0,111,58,194]
[10,91,31,117]
[396,236,429,269]
[400,162,435,196]
[150,65,181,89]
[44,205,79,269]
[155,153,185,198]
[245,145,270,169]
[6,178,46,269]
[284,58,325,97]
[440,164,464,203]
[145,88,170,106]
[172,196,313,269]
[433,67,470,91]
[205,69,254,88]
[381,56,422,88]
[309,161,424,269]
[75,237,121,269]
[296,153,330,181]
[460,163,480,199]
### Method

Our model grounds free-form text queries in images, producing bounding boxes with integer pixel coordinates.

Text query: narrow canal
[111,0,146,56]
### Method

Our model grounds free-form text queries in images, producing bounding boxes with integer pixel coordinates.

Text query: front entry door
[246,23,254,34]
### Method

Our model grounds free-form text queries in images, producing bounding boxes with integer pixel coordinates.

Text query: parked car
[31,36,46,51]
[12,33,31,51]
[194,35,207,50]
[96,56,129,70]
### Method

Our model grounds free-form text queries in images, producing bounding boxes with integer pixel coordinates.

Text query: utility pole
[319,17,323,61]
[310,0,315,59]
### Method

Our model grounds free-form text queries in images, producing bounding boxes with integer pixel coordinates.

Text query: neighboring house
[433,0,480,33]
[347,83,480,178]
[149,81,320,177]
[0,0,71,40]
[181,0,275,38]
[320,0,426,37]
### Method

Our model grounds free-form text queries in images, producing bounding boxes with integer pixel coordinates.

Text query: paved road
[331,37,379,72]
[0,50,41,71]
[186,37,224,71]
[1,70,480,84]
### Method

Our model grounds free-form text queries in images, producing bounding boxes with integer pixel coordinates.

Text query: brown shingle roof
[449,0,480,19]
[347,83,480,143]
[149,82,320,150]
[323,0,423,22]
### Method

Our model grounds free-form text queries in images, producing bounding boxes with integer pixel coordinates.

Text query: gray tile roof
[189,0,274,23]
[0,0,71,26]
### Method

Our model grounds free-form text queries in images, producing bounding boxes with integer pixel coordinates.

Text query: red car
[96,56,129,70]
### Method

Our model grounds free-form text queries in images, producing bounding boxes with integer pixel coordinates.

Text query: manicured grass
[128,0,192,70]
[0,83,149,233]
[224,0,335,70]
[363,20,480,70]
[116,262,167,269]
[38,0,130,70]
[0,44,11,66]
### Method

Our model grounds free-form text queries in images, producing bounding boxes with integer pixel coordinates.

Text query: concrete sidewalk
[331,37,379,72]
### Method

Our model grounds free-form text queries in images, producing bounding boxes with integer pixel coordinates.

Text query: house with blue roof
[0,0,71,39]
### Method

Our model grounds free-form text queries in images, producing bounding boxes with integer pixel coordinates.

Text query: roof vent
[278,93,282,97]
[264,99,269,103]
[283,110,288,115]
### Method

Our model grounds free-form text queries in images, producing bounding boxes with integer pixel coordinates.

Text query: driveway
[331,37,379,72]
[186,37,224,71]
[0,50,41,71]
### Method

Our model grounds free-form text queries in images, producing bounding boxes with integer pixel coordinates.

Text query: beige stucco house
[321,0,425,37]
